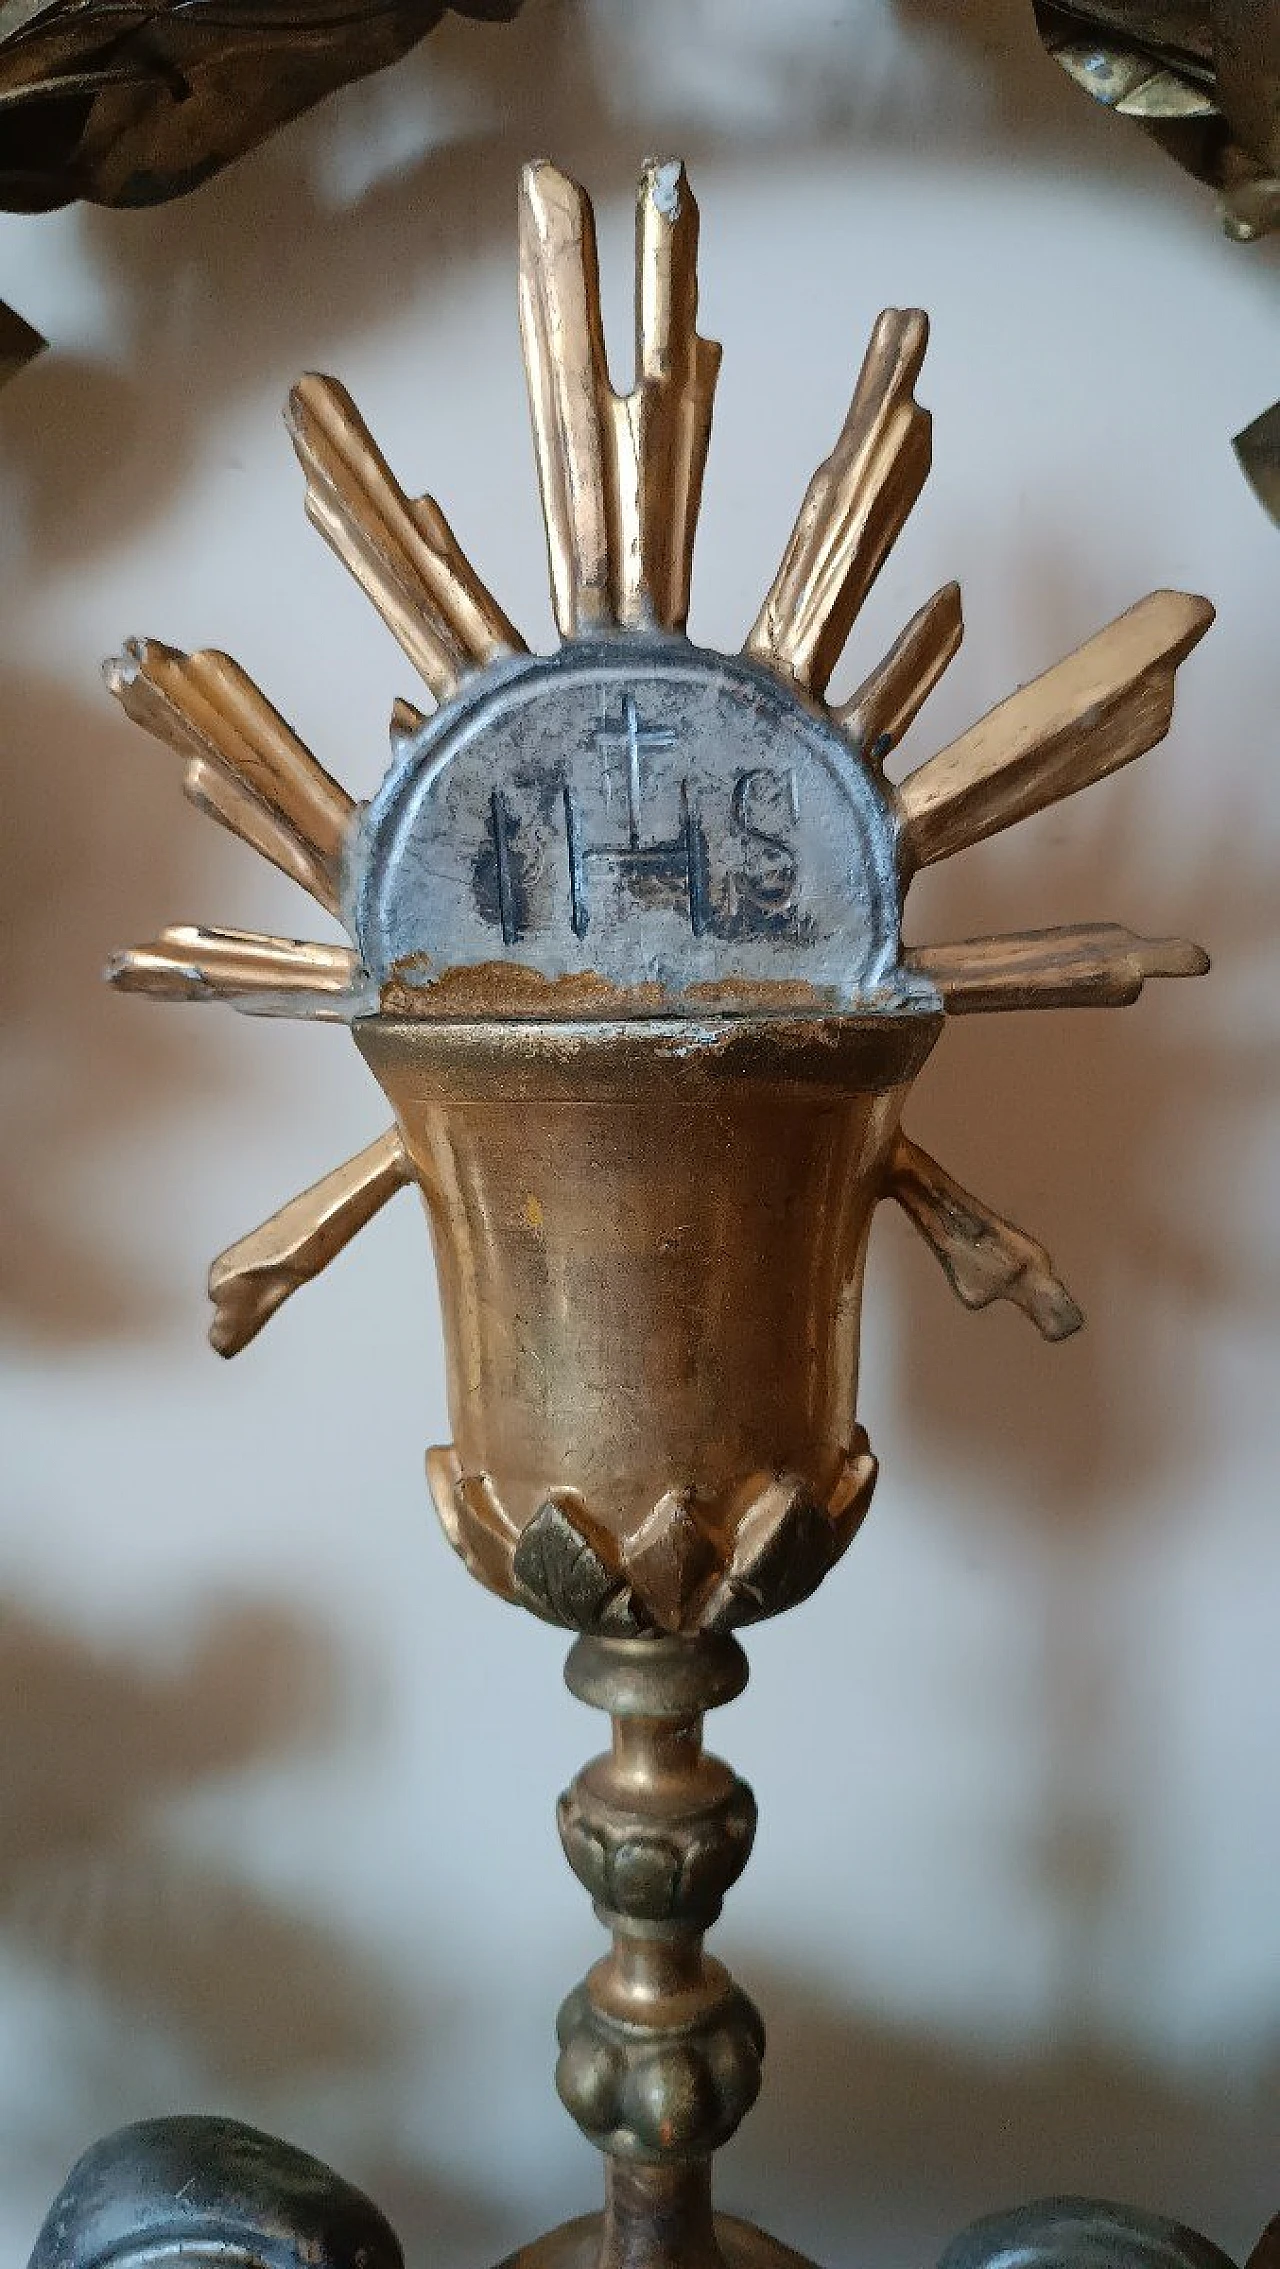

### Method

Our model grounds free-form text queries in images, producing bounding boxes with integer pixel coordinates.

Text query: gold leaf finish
[389,696,428,752]
[519,160,614,635]
[106,639,354,908]
[908,923,1209,1013]
[182,755,340,915]
[519,157,721,635]
[99,160,1212,1549]
[619,158,722,631]
[837,581,963,763]
[357,1012,935,1562]
[105,925,362,1013]
[896,588,1215,869]
[745,308,931,695]
[887,1130,1083,1341]
[88,156,1227,2269]
[426,1447,521,1599]
[208,1127,411,1356]
[425,1436,878,1636]
[286,373,526,700]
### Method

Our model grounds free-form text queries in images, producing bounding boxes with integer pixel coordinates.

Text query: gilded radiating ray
[885,1133,1084,1341]
[98,156,1215,1362]
[837,582,963,765]
[283,378,518,700]
[182,754,341,915]
[519,157,721,635]
[907,924,1209,1014]
[287,373,526,702]
[208,1127,410,1356]
[745,307,931,696]
[106,639,355,910]
[390,697,428,754]
[519,160,614,633]
[106,925,365,1016]
[618,157,722,631]
[109,646,339,914]
[896,589,1215,869]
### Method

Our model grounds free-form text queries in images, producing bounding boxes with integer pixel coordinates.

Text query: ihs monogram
[485,690,801,947]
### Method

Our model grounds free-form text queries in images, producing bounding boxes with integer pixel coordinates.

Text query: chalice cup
[32,157,1250,2269]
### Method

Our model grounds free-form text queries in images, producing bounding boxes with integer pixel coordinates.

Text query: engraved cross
[594,693,677,847]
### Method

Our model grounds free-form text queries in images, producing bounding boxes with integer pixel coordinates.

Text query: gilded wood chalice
[31,158,1244,2269]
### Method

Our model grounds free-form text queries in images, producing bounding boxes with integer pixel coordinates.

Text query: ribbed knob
[556,1637,764,2167]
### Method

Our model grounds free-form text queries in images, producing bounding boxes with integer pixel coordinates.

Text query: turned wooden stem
[557,1637,762,2269]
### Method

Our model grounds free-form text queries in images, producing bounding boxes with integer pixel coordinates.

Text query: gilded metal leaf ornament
[0,0,528,212]
[1032,1,1280,241]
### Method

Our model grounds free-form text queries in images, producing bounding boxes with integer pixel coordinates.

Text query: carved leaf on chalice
[103,158,1213,1639]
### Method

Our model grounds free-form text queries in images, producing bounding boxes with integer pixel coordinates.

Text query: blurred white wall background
[1,0,1278,2262]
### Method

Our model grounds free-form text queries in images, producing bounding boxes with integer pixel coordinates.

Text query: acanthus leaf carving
[430,1443,878,1635]
[511,1496,642,1635]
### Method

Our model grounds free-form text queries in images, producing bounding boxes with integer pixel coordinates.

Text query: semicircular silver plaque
[351,638,925,1016]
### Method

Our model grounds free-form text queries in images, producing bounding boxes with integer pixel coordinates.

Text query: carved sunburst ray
[837,581,964,769]
[105,925,367,1017]
[745,305,932,697]
[519,156,722,636]
[285,372,526,698]
[106,637,354,917]
[103,156,1213,1356]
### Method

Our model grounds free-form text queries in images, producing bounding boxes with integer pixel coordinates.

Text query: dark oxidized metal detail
[937,2196,1242,2269]
[512,1497,645,1634]
[558,1765,757,1927]
[428,1432,880,1637]
[0,0,529,213]
[553,1636,766,2172]
[556,1978,766,2165]
[27,2117,404,2269]
[1032,0,1280,242]
[354,639,926,1019]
